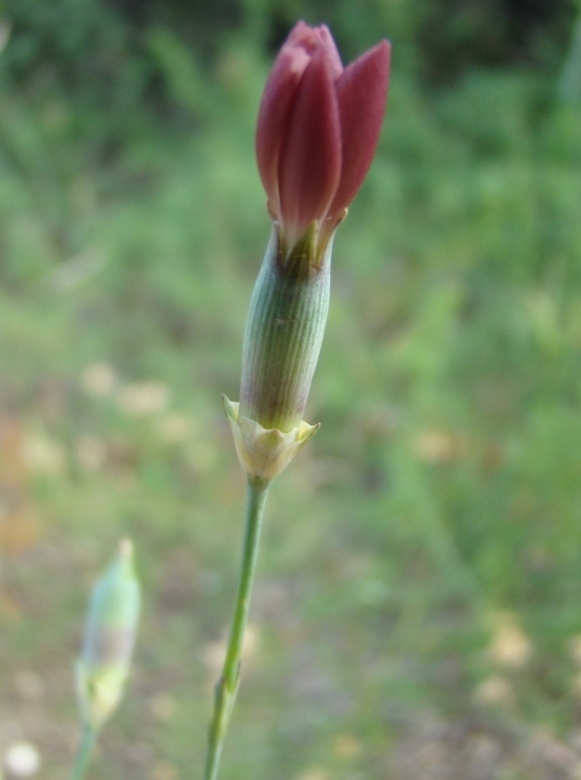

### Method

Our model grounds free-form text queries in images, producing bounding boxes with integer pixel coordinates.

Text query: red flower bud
[256,21,391,253]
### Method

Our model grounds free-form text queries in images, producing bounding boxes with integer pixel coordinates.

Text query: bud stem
[71,725,96,780]
[203,479,270,780]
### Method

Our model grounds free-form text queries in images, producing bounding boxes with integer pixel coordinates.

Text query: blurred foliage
[1,1,581,779]
[1,0,578,140]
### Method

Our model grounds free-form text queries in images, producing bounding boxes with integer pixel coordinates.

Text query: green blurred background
[1,0,581,778]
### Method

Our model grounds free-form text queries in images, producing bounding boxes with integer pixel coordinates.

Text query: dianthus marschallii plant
[204,21,391,780]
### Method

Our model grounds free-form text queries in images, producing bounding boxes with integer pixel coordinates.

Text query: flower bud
[256,21,391,255]
[225,23,390,482]
[76,539,141,732]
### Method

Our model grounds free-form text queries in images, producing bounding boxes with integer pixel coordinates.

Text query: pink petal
[328,40,391,218]
[256,42,311,219]
[277,47,342,244]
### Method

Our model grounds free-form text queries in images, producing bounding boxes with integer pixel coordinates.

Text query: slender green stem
[71,725,96,780]
[203,479,270,780]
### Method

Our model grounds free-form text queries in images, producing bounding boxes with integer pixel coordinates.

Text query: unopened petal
[278,47,342,246]
[256,44,311,220]
[329,40,391,218]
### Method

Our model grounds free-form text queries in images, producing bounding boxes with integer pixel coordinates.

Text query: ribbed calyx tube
[239,227,332,432]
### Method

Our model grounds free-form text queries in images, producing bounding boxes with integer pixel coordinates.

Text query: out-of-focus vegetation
[1,1,581,778]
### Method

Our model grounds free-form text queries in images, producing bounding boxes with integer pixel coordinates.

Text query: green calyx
[239,225,335,432]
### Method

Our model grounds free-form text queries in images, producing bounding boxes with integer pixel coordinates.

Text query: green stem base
[71,725,96,780]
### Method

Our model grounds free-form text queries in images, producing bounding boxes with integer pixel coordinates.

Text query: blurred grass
[2,9,581,780]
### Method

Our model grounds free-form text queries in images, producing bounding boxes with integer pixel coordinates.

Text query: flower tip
[371,39,392,82]
[118,538,134,560]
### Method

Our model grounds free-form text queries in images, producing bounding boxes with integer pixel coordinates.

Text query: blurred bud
[76,539,141,731]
